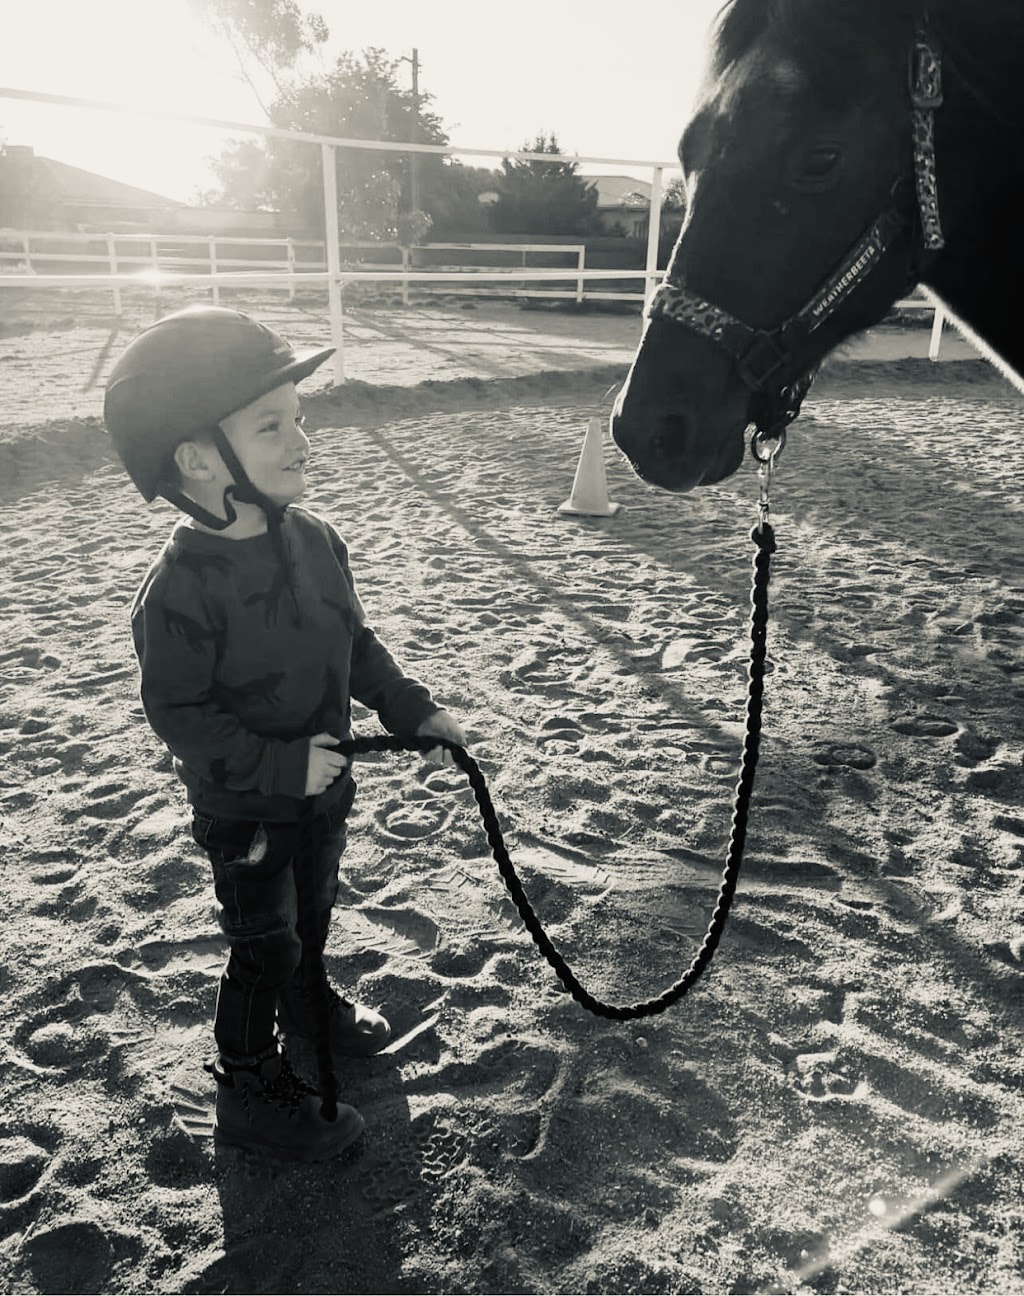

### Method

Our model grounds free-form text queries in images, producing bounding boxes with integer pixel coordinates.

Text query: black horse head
[612,0,1024,493]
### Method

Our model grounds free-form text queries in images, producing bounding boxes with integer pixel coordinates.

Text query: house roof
[580,174,652,209]
[34,155,183,210]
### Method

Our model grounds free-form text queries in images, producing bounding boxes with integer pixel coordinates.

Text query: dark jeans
[191,801,351,1062]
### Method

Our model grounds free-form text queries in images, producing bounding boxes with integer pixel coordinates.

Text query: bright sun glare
[2,0,719,200]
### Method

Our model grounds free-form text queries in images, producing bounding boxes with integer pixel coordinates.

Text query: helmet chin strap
[161,426,301,624]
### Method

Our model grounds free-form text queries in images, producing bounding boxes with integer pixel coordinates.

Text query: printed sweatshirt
[131,506,439,822]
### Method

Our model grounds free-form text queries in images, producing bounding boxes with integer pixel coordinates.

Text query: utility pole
[400,48,421,212]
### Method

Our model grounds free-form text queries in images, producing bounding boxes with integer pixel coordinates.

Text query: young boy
[105,305,467,1162]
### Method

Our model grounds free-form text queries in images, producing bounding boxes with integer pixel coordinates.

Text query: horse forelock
[713,0,1024,112]
[713,0,911,77]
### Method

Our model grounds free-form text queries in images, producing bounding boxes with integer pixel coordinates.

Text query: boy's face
[218,381,311,507]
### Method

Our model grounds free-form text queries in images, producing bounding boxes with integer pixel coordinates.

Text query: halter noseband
[647,28,945,441]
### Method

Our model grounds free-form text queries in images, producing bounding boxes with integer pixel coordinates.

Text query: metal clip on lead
[750,427,785,533]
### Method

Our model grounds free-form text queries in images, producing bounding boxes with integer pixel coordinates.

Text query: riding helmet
[104,305,335,502]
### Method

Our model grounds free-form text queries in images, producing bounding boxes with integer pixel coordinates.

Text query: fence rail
[0,229,600,310]
[0,87,957,379]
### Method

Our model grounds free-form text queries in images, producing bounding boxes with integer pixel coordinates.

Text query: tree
[663,175,687,212]
[658,174,688,263]
[420,162,500,239]
[490,133,600,237]
[205,49,449,240]
[187,0,329,111]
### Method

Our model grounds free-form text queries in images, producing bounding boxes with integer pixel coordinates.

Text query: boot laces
[255,1052,316,1116]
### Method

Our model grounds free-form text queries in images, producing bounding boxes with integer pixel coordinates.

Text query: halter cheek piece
[647,28,945,445]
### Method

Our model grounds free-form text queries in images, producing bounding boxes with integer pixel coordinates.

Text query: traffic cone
[557,416,623,517]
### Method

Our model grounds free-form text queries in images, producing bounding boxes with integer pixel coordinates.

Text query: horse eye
[802,145,841,177]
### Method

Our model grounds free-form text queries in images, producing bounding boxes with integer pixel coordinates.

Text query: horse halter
[647,28,946,444]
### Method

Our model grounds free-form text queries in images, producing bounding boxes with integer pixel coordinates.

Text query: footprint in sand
[332,906,440,960]
[417,1117,470,1183]
[362,1120,429,1216]
[136,935,224,974]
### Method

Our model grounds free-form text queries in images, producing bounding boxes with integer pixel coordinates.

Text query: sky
[0,0,722,203]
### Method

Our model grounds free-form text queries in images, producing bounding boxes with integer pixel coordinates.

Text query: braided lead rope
[335,520,776,1021]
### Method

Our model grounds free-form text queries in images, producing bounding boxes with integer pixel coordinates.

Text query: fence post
[208,235,219,305]
[576,245,585,304]
[644,166,664,310]
[401,246,410,307]
[287,238,296,302]
[106,233,122,316]
[321,142,345,385]
[22,233,32,273]
[928,303,945,361]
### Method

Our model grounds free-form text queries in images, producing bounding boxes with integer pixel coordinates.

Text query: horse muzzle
[611,399,748,493]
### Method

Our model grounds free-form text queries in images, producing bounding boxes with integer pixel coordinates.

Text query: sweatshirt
[131,506,438,822]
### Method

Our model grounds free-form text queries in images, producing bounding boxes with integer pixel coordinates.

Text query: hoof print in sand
[19,1218,139,1294]
[17,1017,110,1072]
[538,716,585,754]
[790,1051,864,1101]
[430,943,489,978]
[891,713,959,738]
[812,743,877,770]
[0,1136,48,1204]
[378,798,452,840]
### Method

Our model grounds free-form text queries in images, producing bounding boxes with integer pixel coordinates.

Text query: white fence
[0,86,955,378]
[0,230,602,311]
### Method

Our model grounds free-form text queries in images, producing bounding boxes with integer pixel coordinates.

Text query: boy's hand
[306,732,349,797]
[416,711,468,767]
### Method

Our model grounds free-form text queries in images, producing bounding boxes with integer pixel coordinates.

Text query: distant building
[0,146,281,235]
[580,174,655,238]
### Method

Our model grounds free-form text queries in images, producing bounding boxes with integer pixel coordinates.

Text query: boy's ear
[173,439,217,482]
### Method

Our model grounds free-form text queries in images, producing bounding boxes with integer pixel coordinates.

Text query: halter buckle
[736,331,790,391]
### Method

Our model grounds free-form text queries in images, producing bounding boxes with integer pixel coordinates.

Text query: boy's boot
[278,981,391,1057]
[206,1043,364,1161]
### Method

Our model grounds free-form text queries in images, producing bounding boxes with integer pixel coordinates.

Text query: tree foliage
[192,5,590,240]
[490,133,600,236]
[206,49,448,239]
[420,162,500,239]
[187,0,328,104]
[204,49,501,241]
[663,175,687,210]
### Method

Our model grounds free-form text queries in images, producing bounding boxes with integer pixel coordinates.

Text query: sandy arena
[1,290,1022,1294]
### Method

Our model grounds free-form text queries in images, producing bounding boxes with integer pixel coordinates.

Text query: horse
[610,0,1024,493]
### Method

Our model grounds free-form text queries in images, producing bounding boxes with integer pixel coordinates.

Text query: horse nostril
[651,412,694,461]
